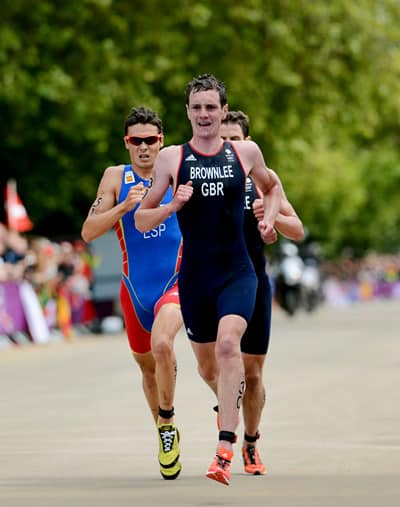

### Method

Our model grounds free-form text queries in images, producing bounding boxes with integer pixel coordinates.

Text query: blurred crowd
[0,222,97,340]
[321,252,400,306]
[1,220,399,344]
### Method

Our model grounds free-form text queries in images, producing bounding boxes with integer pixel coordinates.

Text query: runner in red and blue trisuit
[116,164,182,354]
[82,106,184,480]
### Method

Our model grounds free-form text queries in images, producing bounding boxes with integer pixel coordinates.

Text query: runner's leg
[132,351,159,422]
[151,303,182,423]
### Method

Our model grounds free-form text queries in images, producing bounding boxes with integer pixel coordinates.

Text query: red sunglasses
[124,135,161,146]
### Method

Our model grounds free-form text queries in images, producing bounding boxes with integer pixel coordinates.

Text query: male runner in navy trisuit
[217,111,303,475]
[135,74,283,485]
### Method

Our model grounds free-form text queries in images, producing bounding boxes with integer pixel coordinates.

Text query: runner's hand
[252,199,264,221]
[258,221,278,244]
[171,181,193,212]
[124,183,147,211]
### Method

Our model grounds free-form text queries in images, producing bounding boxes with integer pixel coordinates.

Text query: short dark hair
[124,106,163,135]
[185,73,227,107]
[222,110,250,138]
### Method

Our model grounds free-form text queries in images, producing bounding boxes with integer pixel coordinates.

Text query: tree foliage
[1,0,399,257]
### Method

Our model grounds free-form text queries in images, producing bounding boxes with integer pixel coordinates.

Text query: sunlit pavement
[1,300,399,507]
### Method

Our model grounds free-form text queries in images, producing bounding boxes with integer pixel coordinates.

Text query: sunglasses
[124,135,161,146]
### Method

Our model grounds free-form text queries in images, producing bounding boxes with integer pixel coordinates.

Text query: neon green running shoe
[158,423,181,480]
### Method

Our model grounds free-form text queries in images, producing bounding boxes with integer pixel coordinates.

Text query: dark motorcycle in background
[301,255,323,312]
[272,241,304,316]
[271,240,323,316]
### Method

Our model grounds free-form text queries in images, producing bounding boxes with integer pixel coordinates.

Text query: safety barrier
[0,280,96,348]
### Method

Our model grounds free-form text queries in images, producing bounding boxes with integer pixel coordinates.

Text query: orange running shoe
[242,445,266,475]
[206,447,233,486]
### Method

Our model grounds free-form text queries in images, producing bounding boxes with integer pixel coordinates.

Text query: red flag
[4,179,33,232]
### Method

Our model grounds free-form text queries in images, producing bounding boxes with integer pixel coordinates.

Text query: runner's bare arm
[274,199,304,241]
[81,166,146,242]
[135,148,193,232]
[252,169,304,241]
[244,144,283,242]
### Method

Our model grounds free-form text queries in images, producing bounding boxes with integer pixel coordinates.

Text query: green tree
[1,0,399,257]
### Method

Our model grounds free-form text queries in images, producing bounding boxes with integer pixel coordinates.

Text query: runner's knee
[215,335,241,361]
[133,352,156,378]
[197,362,218,385]
[244,369,263,389]
[151,334,174,360]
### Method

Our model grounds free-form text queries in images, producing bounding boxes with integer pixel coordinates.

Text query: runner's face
[124,123,163,170]
[220,122,245,141]
[186,90,227,139]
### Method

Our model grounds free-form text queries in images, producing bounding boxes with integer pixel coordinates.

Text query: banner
[0,281,51,343]
[0,282,28,335]
[4,179,33,232]
[19,281,50,343]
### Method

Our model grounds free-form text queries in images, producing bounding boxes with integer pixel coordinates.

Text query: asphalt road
[1,300,399,506]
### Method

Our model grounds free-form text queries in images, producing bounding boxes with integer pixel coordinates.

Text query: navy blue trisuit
[241,176,272,355]
[176,141,258,344]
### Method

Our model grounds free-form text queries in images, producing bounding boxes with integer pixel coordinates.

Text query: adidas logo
[185,154,197,161]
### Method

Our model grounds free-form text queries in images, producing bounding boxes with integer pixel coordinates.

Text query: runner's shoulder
[101,164,125,191]
[103,164,125,176]
[231,139,259,154]
[157,145,182,165]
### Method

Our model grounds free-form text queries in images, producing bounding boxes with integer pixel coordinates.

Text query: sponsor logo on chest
[125,171,135,184]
